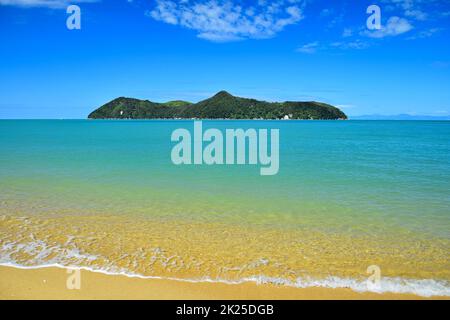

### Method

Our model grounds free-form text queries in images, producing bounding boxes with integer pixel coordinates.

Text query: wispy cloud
[342,28,353,38]
[382,0,428,20]
[149,0,305,42]
[331,40,369,50]
[381,0,450,22]
[407,27,442,40]
[296,41,319,54]
[0,0,98,9]
[320,8,333,17]
[404,8,427,21]
[296,39,370,54]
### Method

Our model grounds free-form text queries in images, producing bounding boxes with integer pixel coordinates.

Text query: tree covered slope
[88,91,347,120]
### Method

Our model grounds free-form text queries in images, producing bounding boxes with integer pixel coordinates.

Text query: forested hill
[88,91,347,120]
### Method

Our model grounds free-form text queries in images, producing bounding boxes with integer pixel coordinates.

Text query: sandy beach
[1,265,446,300]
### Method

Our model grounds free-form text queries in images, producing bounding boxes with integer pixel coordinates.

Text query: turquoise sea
[1,120,449,296]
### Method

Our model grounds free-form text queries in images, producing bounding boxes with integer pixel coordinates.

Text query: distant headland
[88,91,347,120]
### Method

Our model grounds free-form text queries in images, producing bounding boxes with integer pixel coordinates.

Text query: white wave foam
[1,240,98,265]
[1,261,449,297]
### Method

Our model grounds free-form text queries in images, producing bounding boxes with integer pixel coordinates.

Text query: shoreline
[1,265,447,300]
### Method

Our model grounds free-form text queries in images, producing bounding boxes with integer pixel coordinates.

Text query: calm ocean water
[1,120,449,296]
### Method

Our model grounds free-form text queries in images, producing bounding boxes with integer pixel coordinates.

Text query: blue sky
[0,0,449,118]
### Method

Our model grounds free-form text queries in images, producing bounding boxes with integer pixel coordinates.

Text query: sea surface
[1,120,449,296]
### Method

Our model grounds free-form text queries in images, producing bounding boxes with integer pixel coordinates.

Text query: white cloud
[404,9,427,21]
[149,0,305,42]
[331,40,369,50]
[320,8,332,17]
[381,0,437,21]
[351,1,448,42]
[342,28,353,38]
[363,16,413,38]
[296,41,318,54]
[296,39,370,54]
[0,0,98,9]
[407,27,441,40]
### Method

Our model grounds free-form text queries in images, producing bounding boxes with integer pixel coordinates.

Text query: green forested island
[88,91,347,120]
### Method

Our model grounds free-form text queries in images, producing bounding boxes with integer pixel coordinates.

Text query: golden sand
[1,265,445,300]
